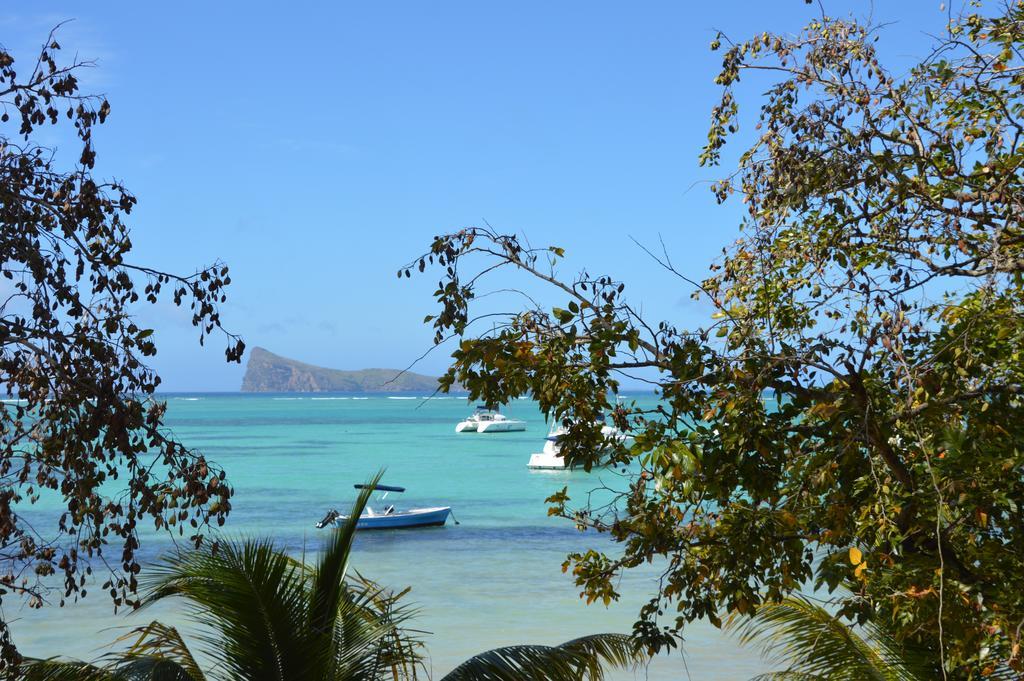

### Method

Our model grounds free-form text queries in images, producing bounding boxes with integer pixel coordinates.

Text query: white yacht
[477,412,527,433]
[455,406,526,433]
[527,420,632,469]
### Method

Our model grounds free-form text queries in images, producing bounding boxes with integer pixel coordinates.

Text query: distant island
[240,347,451,393]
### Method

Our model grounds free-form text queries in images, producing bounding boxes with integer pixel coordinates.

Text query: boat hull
[527,452,569,469]
[342,507,452,530]
[477,420,526,433]
[526,426,633,469]
[455,420,478,432]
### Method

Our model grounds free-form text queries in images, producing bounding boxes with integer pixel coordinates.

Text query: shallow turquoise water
[11,393,768,679]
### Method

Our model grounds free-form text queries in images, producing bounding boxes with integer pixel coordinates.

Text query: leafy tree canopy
[0,27,243,668]
[406,4,1024,677]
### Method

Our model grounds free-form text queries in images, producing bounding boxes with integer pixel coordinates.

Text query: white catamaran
[455,405,526,433]
[527,419,633,470]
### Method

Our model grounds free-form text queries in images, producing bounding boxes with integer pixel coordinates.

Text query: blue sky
[3,2,954,390]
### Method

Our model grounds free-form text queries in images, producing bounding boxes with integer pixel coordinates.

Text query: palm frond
[304,471,425,679]
[20,624,203,681]
[440,645,587,681]
[19,659,125,681]
[140,536,316,680]
[25,473,431,681]
[555,634,645,680]
[726,596,929,681]
[440,633,644,681]
[344,572,426,679]
[113,621,206,681]
[309,470,382,635]
[107,655,197,681]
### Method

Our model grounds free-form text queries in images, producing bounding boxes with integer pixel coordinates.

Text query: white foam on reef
[311,397,349,400]
[351,397,369,400]
[1,399,27,403]
[272,397,304,400]
[174,397,201,401]
[387,396,418,400]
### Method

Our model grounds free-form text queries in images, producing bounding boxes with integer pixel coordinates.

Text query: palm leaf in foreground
[111,621,207,681]
[19,660,122,681]
[139,534,315,678]
[22,622,202,681]
[440,632,644,681]
[21,652,196,681]
[20,472,424,681]
[725,596,932,681]
[19,472,641,681]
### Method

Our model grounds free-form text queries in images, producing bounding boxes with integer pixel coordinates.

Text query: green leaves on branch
[405,5,1024,677]
[0,25,243,670]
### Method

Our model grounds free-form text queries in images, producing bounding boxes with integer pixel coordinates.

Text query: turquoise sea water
[11,393,768,679]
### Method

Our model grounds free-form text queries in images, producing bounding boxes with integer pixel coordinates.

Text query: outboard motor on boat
[316,509,340,529]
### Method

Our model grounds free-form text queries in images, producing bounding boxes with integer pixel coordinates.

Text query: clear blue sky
[3,2,954,390]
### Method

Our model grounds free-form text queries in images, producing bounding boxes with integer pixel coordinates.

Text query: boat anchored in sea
[455,405,527,433]
[527,419,633,470]
[315,484,452,530]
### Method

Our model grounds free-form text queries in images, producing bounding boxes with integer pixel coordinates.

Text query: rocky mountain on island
[240,347,449,393]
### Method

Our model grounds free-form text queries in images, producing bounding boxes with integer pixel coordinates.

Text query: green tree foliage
[21,477,644,681]
[0,28,243,668]
[404,5,1024,677]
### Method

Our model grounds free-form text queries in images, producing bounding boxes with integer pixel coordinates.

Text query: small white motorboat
[527,420,633,470]
[316,484,452,530]
[455,405,526,433]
